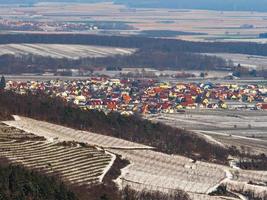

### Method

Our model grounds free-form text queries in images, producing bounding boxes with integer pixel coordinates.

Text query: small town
[0,19,99,32]
[6,78,267,114]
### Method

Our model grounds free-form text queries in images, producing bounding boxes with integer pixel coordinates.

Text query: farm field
[112,149,227,196]
[1,2,267,42]
[0,43,135,59]
[205,53,267,70]
[0,122,114,187]
[113,148,267,200]
[147,110,267,154]
[2,116,267,199]
[4,75,267,86]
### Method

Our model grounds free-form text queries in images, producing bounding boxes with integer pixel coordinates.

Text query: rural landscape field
[0,0,266,200]
[0,43,135,59]
[1,2,267,43]
[147,110,267,154]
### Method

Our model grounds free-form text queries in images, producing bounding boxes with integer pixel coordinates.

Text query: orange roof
[122,94,131,103]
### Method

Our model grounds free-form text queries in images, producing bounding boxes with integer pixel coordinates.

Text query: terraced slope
[4,116,153,149]
[2,117,232,200]
[3,117,267,200]
[189,194,238,200]
[112,149,226,194]
[112,149,267,199]
[0,123,114,187]
[235,170,267,184]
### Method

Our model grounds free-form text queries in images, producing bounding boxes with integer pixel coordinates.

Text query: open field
[0,43,135,59]
[112,149,227,195]
[205,53,267,70]
[2,116,267,199]
[4,75,267,86]
[114,148,267,200]
[147,110,267,154]
[0,122,114,186]
[1,2,267,42]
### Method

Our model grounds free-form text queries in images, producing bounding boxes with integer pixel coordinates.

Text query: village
[6,78,267,115]
[0,19,99,32]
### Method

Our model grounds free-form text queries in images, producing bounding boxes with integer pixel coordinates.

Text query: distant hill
[2,0,267,12]
[115,0,267,12]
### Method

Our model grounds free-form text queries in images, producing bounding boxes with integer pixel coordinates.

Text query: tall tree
[0,75,6,90]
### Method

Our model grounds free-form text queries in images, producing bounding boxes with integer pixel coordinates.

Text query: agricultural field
[205,53,267,70]
[147,110,267,154]
[2,116,267,199]
[113,148,267,200]
[0,122,114,187]
[0,43,135,59]
[1,2,267,42]
[112,149,227,197]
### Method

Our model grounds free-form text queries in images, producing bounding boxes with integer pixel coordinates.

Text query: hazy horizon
[2,0,267,12]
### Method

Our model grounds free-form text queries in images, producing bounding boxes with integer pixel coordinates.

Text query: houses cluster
[6,78,267,115]
[0,19,98,32]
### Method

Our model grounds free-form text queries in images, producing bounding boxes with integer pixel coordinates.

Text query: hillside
[0,90,230,164]
[0,159,191,200]
[0,103,191,200]
[1,91,266,199]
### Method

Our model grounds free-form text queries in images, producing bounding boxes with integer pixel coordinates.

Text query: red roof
[261,103,267,110]
[161,102,171,110]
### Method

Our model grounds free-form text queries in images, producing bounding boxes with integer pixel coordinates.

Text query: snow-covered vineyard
[0,122,114,186]
[2,117,267,200]
[113,148,267,199]
[112,149,226,193]
[4,116,152,149]
[0,43,135,59]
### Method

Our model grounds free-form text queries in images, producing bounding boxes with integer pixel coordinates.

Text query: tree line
[2,33,267,73]
[1,33,267,55]
[0,158,77,200]
[0,51,228,74]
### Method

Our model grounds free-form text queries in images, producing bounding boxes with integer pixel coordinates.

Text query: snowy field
[0,43,135,59]
[205,53,267,70]
[147,110,267,154]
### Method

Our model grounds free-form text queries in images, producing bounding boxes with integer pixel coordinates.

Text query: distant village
[0,19,99,32]
[0,18,133,32]
[6,78,267,115]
